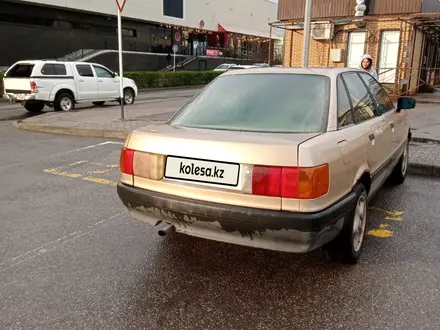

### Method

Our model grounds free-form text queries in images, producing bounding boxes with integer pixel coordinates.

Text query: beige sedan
[117,68,415,264]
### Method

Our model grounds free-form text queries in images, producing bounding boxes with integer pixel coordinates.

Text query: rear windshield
[169,73,330,133]
[216,64,229,70]
[5,64,35,78]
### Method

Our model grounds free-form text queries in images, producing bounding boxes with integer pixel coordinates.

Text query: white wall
[20,0,277,36]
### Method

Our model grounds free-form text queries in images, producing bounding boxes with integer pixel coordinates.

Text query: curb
[411,137,440,144]
[13,120,128,140]
[408,162,440,178]
[413,99,440,105]
[138,85,204,93]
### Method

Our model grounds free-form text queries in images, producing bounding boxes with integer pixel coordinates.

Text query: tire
[92,101,105,106]
[54,93,74,112]
[388,140,409,185]
[24,101,45,113]
[121,88,135,105]
[328,184,368,264]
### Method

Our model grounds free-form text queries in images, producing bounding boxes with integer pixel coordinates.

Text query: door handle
[390,122,395,132]
[79,79,84,82]
[369,134,375,141]
[98,80,103,82]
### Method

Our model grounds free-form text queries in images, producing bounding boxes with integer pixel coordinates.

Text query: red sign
[116,0,127,12]
[206,49,219,57]
[174,31,181,42]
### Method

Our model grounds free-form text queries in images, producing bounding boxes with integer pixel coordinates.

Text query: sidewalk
[12,93,440,178]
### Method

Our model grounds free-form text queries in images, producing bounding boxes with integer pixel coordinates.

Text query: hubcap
[124,92,133,104]
[402,144,408,176]
[60,97,72,111]
[352,195,367,253]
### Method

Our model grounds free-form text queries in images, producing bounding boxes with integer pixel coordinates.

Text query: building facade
[275,0,440,95]
[0,0,280,67]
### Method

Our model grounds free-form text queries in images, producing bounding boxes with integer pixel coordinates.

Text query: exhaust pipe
[158,224,175,236]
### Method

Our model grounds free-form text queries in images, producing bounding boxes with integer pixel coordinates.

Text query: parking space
[1,125,440,329]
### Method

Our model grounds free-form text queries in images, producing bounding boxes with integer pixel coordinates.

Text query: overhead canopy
[218,23,282,40]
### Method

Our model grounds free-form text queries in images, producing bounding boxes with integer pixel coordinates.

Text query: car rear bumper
[3,93,36,102]
[117,183,357,253]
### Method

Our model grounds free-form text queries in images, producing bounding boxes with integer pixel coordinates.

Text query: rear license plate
[165,156,240,186]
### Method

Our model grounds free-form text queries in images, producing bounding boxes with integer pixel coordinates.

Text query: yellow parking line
[83,176,117,186]
[43,167,117,186]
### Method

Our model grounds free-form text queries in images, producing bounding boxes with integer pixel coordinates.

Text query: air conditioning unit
[311,22,334,40]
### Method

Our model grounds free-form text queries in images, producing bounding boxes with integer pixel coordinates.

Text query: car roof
[221,67,362,78]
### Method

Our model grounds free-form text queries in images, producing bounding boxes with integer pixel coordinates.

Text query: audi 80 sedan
[117,68,415,264]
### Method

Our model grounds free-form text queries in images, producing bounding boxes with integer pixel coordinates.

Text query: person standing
[359,54,378,81]
[166,52,172,68]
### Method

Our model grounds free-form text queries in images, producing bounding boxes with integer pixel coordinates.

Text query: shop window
[163,0,183,19]
[378,31,400,83]
[347,32,366,68]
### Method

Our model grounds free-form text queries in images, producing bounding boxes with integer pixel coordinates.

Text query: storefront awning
[218,23,281,40]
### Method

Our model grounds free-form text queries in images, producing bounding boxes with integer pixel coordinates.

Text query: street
[0,88,201,123]
[1,112,440,329]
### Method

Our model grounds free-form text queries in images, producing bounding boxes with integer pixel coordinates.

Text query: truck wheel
[327,184,368,265]
[122,88,135,105]
[54,93,74,112]
[92,101,105,106]
[24,101,45,113]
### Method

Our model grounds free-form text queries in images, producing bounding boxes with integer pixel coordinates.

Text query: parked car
[2,60,138,112]
[116,67,415,264]
[253,63,270,68]
[226,65,259,71]
[213,64,236,72]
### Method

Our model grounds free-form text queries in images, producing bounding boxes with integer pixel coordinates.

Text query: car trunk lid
[126,124,321,211]
[3,63,35,94]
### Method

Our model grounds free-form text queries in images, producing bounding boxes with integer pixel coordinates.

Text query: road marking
[83,176,117,186]
[368,228,393,238]
[369,207,404,221]
[87,169,110,174]
[0,212,127,274]
[43,160,119,186]
[367,208,404,238]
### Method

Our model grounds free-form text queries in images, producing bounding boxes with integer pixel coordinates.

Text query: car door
[342,72,392,195]
[92,65,119,99]
[359,72,408,159]
[75,64,98,100]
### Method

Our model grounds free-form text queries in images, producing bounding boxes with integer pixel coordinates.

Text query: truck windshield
[169,73,330,133]
[5,64,35,78]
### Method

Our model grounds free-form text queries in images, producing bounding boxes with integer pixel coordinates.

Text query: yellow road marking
[369,207,404,221]
[43,167,117,186]
[83,176,117,186]
[379,224,390,228]
[367,228,393,238]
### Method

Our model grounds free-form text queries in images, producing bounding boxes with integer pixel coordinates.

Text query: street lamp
[302,0,312,68]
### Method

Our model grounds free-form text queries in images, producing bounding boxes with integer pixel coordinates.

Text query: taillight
[252,164,329,199]
[120,148,134,175]
[30,81,38,93]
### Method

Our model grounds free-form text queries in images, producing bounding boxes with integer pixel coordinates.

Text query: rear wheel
[54,93,74,112]
[388,140,409,185]
[24,101,44,113]
[327,184,368,264]
[92,101,105,106]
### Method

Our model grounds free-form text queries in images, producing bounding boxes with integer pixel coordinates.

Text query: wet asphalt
[0,122,440,330]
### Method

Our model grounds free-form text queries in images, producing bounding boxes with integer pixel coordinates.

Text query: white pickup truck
[2,60,138,112]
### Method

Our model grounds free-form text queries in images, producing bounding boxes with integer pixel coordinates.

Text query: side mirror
[113,72,118,77]
[397,97,416,112]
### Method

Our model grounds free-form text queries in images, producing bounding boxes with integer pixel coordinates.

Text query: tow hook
[158,224,176,236]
